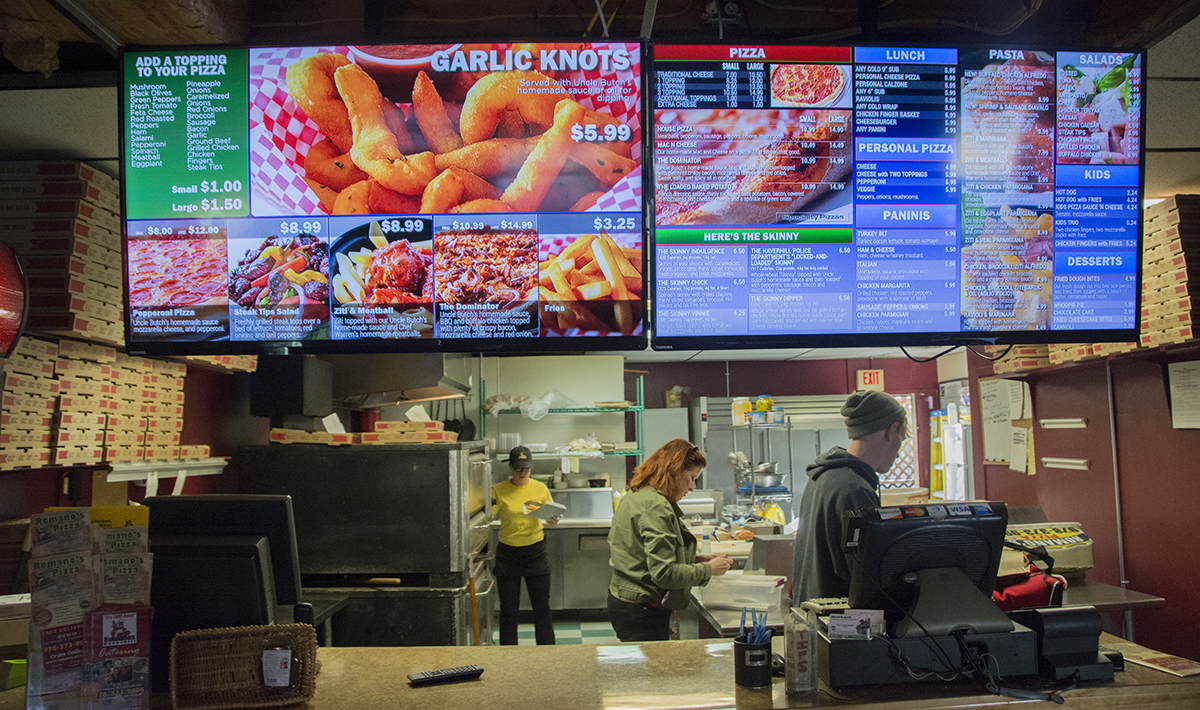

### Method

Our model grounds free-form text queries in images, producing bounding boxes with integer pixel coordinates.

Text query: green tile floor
[491,619,619,645]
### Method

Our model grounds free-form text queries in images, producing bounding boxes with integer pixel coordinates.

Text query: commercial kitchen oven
[239,440,494,646]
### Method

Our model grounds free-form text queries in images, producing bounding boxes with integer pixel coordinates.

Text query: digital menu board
[120,41,646,354]
[650,44,1143,349]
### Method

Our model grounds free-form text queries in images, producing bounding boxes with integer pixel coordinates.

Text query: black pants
[497,573,554,645]
[607,591,672,642]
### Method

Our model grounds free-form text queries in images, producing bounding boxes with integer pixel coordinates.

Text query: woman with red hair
[606,438,733,641]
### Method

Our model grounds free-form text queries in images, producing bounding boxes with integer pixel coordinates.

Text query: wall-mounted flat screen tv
[120,41,646,355]
[649,44,1144,350]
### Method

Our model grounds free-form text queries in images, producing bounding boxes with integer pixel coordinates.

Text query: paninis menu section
[120,42,645,353]
[650,44,1143,348]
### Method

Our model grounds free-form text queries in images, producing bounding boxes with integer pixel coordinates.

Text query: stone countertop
[6,634,1200,710]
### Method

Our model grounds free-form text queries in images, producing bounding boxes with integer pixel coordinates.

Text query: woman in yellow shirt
[491,446,559,645]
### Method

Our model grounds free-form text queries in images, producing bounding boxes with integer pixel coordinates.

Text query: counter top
[490,518,612,529]
[5,634,1198,710]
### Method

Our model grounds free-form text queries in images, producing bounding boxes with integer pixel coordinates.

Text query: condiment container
[785,607,817,696]
[731,397,751,425]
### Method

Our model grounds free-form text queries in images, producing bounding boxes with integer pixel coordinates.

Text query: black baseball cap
[507,446,533,468]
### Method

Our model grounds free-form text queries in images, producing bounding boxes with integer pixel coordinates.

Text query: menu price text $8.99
[280,221,323,235]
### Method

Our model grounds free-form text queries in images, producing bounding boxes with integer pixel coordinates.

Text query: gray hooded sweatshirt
[791,447,880,604]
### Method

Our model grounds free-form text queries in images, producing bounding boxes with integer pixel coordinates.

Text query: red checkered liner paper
[248,44,642,217]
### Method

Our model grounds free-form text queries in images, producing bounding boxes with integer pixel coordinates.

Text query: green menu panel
[123,49,250,219]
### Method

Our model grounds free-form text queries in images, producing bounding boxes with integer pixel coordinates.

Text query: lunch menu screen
[121,42,645,350]
[650,44,1142,345]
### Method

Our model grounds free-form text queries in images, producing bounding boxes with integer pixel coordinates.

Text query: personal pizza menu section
[121,42,645,348]
[650,44,1142,344]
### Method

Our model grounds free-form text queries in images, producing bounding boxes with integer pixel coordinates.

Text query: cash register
[808,501,1112,690]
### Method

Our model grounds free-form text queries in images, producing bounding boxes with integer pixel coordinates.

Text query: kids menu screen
[650,44,1143,349]
[120,42,645,354]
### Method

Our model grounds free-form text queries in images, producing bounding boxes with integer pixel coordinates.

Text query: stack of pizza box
[0,160,125,347]
[0,336,57,471]
[53,339,118,466]
[1140,195,1200,347]
[986,344,1051,374]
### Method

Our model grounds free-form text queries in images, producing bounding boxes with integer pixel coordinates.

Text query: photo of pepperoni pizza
[127,237,229,307]
[770,64,848,107]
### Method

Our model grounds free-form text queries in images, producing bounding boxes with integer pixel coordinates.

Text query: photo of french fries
[538,231,643,336]
[255,42,641,217]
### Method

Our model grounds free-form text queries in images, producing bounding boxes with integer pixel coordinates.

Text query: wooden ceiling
[4,0,1200,79]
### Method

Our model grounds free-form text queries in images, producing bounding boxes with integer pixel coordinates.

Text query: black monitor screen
[143,493,302,605]
[845,501,1009,637]
[649,44,1144,350]
[119,41,646,355]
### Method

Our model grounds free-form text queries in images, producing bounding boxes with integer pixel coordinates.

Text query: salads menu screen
[650,44,1142,347]
[121,42,645,352]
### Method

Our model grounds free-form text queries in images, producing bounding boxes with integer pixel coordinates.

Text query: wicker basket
[169,624,317,710]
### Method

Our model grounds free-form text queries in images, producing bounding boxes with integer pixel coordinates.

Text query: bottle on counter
[755,395,774,411]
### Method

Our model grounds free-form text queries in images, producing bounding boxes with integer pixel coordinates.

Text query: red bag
[992,541,1067,611]
[993,565,1067,611]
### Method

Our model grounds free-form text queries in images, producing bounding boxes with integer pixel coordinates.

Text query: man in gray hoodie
[791,390,908,604]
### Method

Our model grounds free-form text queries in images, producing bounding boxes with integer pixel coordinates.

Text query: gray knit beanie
[842,390,906,439]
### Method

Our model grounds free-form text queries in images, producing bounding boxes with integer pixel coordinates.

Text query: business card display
[121,42,646,353]
[650,45,1142,348]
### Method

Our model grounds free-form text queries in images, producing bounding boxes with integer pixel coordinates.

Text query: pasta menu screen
[650,44,1143,349]
[120,41,645,354]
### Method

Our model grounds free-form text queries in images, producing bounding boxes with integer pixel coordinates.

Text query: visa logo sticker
[948,504,975,516]
[878,507,903,520]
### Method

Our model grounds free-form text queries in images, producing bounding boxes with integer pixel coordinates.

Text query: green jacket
[607,486,713,610]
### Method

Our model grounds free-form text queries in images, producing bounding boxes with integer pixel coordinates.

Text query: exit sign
[857,370,885,391]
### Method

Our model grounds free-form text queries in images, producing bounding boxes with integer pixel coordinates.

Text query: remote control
[407,665,484,686]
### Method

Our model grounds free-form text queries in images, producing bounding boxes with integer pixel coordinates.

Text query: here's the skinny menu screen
[650,45,1142,344]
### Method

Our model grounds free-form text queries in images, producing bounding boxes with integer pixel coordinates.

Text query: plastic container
[731,397,751,425]
[784,608,818,696]
[698,572,786,611]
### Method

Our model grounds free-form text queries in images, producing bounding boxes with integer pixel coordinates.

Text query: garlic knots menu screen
[650,45,1143,349]
[120,42,645,354]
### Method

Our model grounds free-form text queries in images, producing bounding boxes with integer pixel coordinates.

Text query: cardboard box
[0,160,117,192]
[53,358,112,380]
[11,337,58,360]
[374,420,445,432]
[56,339,117,363]
[178,445,211,460]
[0,179,117,211]
[0,198,119,232]
[0,431,50,447]
[1,353,55,378]
[1,413,52,430]
[26,272,122,305]
[0,216,120,251]
[56,412,108,430]
[2,372,59,397]
[30,294,123,326]
[0,449,50,470]
[27,313,124,346]
[1005,523,1095,577]
[22,253,122,288]
[1,392,55,414]
[51,447,104,465]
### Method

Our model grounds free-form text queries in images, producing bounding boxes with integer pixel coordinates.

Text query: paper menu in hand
[525,501,566,520]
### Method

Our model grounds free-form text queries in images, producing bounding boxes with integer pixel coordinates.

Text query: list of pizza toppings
[123,50,250,220]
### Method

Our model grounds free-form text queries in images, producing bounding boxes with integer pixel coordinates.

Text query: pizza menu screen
[650,44,1143,347]
[120,42,645,353]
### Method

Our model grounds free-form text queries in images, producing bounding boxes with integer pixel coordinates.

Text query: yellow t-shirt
[492,479,553,547]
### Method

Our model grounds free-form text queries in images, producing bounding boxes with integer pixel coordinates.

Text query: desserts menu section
[650,44,1142,344]
[121,43,645,348]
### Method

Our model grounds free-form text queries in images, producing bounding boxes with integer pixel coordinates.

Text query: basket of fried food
[538,231,642,336]
[170,624,318,710]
